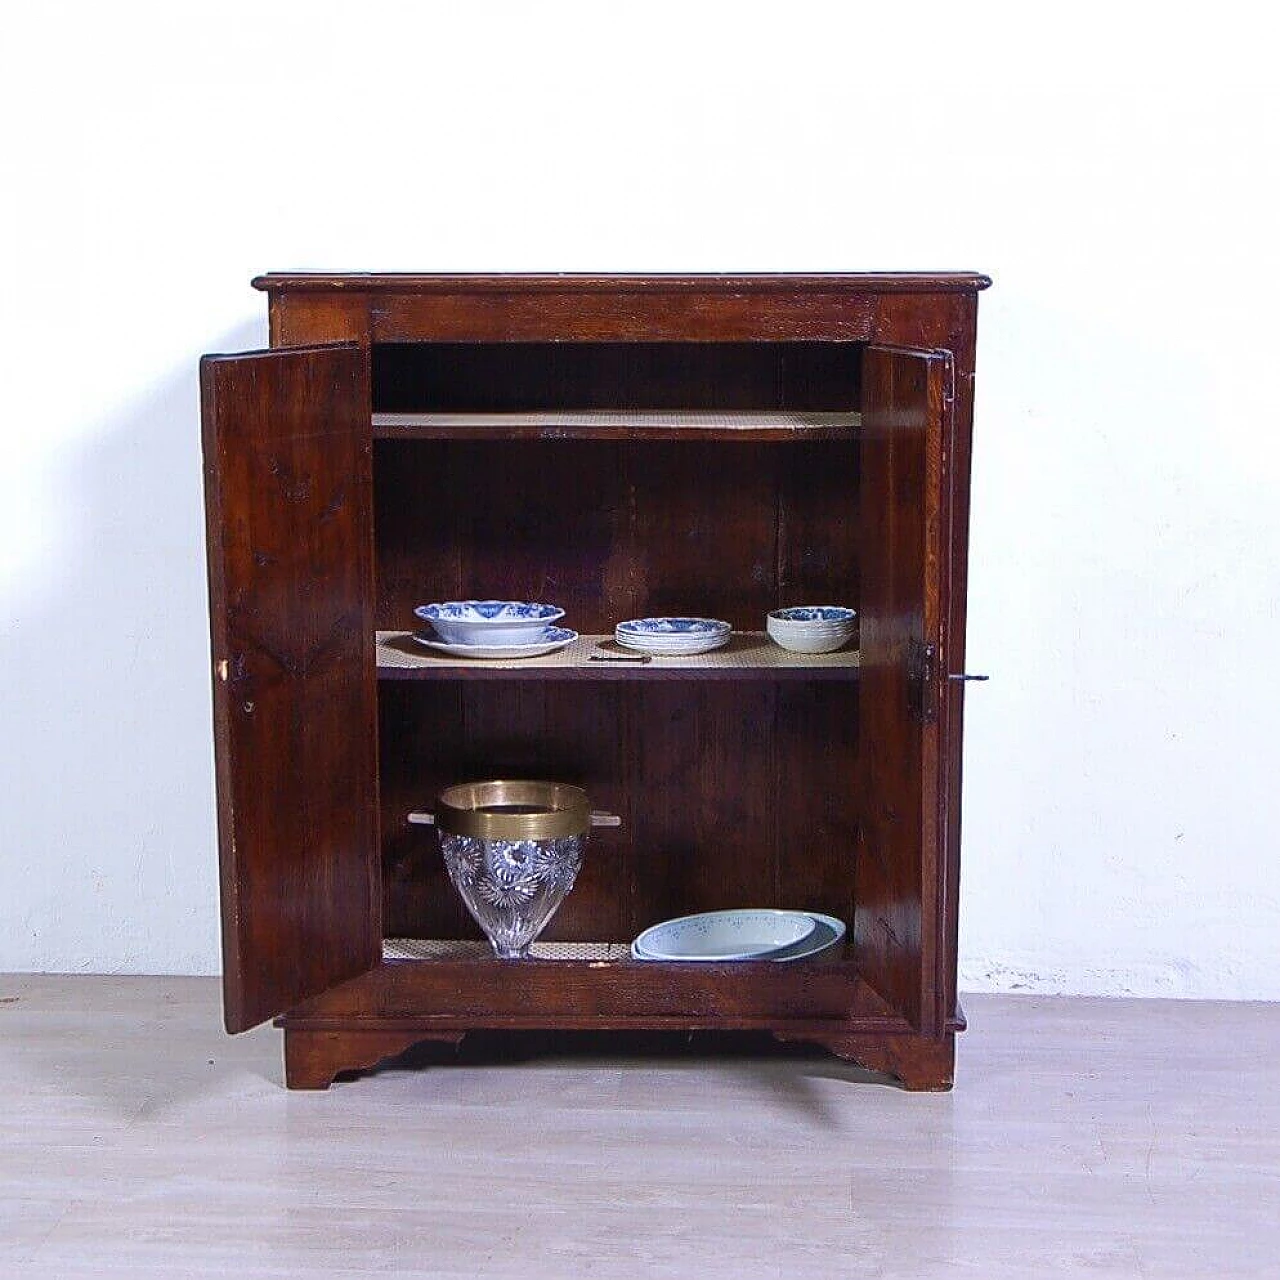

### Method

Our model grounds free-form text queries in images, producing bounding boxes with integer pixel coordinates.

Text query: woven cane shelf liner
[376,632,860,680]
[384,938,630,962]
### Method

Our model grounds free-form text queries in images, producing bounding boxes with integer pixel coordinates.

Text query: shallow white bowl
[631,909,816,961]
[765,913,847,963]
[632,911,846,963]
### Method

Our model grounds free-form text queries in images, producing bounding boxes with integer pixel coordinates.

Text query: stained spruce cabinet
[200,272,990,1090]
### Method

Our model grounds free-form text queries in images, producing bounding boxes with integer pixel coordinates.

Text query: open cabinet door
[201,345,378,1033]
[856,345,949,1033]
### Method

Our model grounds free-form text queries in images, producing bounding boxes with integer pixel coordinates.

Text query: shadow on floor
[348,1029,900,1127]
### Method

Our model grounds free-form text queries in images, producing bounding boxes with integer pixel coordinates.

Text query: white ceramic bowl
[631,909,816,961]
[415,600,565,646]
[766,606,856,654]
[766,913,847,963]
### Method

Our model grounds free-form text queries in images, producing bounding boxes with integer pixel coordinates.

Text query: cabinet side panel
[201,345,378,1032]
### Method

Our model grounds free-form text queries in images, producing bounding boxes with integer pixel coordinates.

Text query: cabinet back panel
[372,342,862,412]
[379,682,860,943]
[374,440,860,633]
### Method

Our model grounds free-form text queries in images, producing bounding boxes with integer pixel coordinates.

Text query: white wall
[2,2,1277,997]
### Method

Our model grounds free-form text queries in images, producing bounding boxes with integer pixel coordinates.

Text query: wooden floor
[2,978,1278,1278]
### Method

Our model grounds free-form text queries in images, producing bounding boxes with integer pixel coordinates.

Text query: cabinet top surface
[252,271,991,295]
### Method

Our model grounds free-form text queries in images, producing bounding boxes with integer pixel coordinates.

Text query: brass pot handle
[408,810,621,828]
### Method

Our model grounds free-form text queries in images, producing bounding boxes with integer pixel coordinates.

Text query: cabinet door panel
[856,345,947,1032]
[201,345,378,1032]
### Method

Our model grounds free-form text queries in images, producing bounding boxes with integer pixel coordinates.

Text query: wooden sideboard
[200,272,990,1089]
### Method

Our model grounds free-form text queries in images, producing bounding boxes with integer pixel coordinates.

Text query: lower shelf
[283,946,901,1031]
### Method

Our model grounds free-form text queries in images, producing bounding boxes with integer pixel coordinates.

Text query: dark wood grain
[372,440,862,635]
[774,1029,955,1091]
[282,958,903,1026]
[853,346,946,1032]
[775,682,861,922]
[200,345,379,1033]
[284,1028,464,1090]
[371,342,862,413]
[631,684,779,927]
[368,291,878,343]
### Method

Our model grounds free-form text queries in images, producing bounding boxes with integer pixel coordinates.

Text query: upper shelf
[371,410,861,443]
[376,632,861,681]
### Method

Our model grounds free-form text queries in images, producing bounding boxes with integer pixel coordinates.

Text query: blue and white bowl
[416,600,565,646]
[766,605,856,654]
[615,617,732,655]
[770,607,856,626]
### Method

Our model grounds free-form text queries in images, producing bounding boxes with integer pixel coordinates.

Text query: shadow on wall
[0,321,264,974]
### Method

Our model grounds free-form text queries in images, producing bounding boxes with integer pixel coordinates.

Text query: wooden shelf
[285,951,907,1033]
[376,631,861,681]
[371,409,860,442]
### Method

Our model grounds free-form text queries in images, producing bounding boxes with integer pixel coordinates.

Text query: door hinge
[939,350,956,408]
[908,639,938,724]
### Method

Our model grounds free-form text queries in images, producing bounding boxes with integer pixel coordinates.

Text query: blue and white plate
[616,617,731,637]
[413,626,578,660]
[615,617,732,655]
[415,600,565,645]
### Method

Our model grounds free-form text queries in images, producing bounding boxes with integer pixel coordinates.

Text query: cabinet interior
[370,340,876,961]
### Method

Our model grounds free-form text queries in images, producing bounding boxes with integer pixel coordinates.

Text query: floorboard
[1,976,1277,1278]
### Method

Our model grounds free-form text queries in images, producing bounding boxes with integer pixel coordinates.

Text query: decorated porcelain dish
[766,605,857,654]
[769,606,856,625]
[412,626,578,660]
[616,617,731,637]
[615,617,732,656]
[415,600,565,645]
[630,909,816,961]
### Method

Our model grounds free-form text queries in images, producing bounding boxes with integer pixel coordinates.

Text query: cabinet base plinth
[775,1030,955,1090]
[280,1023,955,1091]
[283,1028,465,1090]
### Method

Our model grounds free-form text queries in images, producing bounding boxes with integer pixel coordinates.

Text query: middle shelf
[376,631,861,682]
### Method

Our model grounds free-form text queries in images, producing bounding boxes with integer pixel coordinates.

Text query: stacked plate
[631,909,846,963]
[414,600,577,659]
[615,617,732,656]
